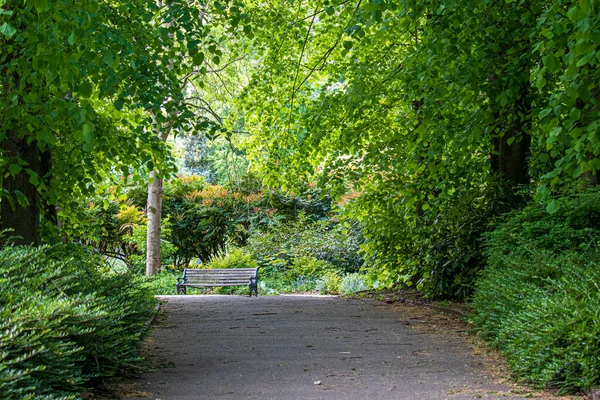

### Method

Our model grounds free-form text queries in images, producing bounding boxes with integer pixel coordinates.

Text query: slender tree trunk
[0,131,41,245]
[146,169,164,275]
[145,123,170,276]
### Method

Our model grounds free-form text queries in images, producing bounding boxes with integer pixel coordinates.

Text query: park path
[124,295,530,400]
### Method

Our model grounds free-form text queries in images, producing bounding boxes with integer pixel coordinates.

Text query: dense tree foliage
[238,0,600,295]
[0,0,248,247]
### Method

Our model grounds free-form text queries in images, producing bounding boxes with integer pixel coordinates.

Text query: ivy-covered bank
[0,245,155,399]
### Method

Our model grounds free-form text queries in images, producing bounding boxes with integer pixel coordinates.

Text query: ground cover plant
[471,190,600,393]
[0,244,155,399]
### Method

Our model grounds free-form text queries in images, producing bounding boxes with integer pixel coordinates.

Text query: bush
[0,244,155,399]
[284,255,334,282]
[316,271,342,294]
[471,190,600,392]
[247,216,363,276]
[204,248,258,270]
[142,270,180,295]
[340,273,368,294]
[358,182,519,299]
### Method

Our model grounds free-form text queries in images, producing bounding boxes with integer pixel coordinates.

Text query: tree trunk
[490,87,531,188]
[0,131,41,245]
[145,120,170,276]
[40,150,58,226]
[145,169,164,276]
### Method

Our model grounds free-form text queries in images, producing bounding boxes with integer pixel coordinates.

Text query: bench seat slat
[185,272,256,275]
[181,282,247,287]
[184,279,250,285]
[186,268,257,273]
[184,277,253,280]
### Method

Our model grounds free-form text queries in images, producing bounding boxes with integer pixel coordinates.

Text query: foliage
[248,215,363,276]
[315,271,343,295]
[471,190,600,392]
[237,0,600,299]
[204,247,258,270]
[125,217,178,273]
[177,136,251,185]
[71,176,342,270]
[0,0,253,243]
[0,244,154,399]
[340,273,368,295]
[284,255,333,281]
[141,270,180,296]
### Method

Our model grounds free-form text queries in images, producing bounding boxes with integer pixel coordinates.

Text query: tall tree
[142,2,252,275]
[238,0,600,290]
[1,0,249,259]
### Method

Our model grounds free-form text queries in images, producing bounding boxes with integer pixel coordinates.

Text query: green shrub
[316,271,343,294]
[204,248,258,270]
[360,183,518,300]
[284,255,333,282]
[471,190,600,392]
[0,244,155,399]
[248,216,363,275]
[141,270,180,295]
[340,273,368,294]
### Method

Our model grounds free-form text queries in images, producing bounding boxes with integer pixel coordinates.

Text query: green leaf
[82,123,94,151]
[29,173,40,186]
[541,55,560,73]
[578,86,591,101]
[342,41,353,50]
[103,50,116,66]
[14,190,29,207]
[114,99,124,111]
[546,199,559,214]
[0,23,17,38]
[572,167,584,178]
[567,5,579,20]
[79,82,93,97]
[537,184,547,194]
[8,164,22,176]
[193,52,204,66]
[535,77,546,90]
[68,31,75,45]
[34,0,48,13]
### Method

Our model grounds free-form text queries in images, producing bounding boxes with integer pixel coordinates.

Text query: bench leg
[248,281,258,297]
[177,284,187,295]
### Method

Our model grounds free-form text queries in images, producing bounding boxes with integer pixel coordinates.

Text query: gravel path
[124,295,530,400]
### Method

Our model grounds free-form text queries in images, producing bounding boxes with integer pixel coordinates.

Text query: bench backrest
[183,268,258,286]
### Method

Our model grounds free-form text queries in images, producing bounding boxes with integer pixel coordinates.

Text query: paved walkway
[125,295,530,400]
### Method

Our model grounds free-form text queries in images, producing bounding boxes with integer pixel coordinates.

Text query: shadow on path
[124,295,530,400]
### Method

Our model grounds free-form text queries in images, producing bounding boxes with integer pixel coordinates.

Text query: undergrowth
[471,190,600,393]
[0,244,155,399]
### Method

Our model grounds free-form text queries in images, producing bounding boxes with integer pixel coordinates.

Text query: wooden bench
[176,268,259,296]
